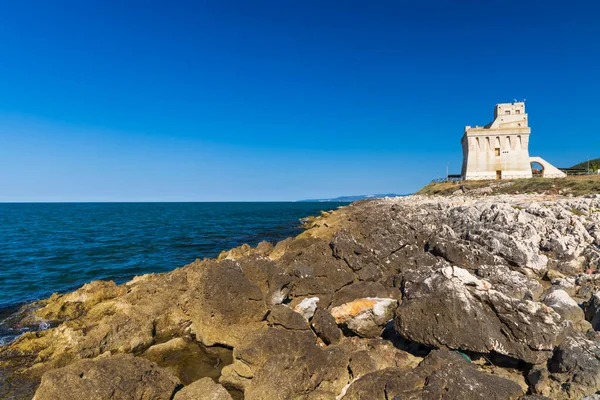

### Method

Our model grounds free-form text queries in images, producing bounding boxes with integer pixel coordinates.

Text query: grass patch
[417,175,600,197]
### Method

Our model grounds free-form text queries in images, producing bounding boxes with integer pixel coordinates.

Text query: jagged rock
[267,304,310,330]
[185,259,268,347]
[584,291,600,330]
[330,281,401,308]
[330,298,398,338]
[294,297,320,320]
[311,309,343,345]
[32,354,180,400]
[279,238,355,306]
[547,334,600,399]
[219,328,316,391]
[342,337,421,378]
[173,377,232,400]
[395,266,565,364]
[427,235,498,270]
[543,289,585,323]
[34,280,127,322]
[141,337,232,384]
[244,345,349,400]
[476,264,543,300]
[342,350,523,400]
[6,194,600,399]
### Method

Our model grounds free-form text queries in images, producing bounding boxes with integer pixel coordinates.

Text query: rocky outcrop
[395,266,565,364]
[32,354,180,400]
[173,377,232,400]
[331,297,398,338]
[341,350,523,400]
[3,193,600,400]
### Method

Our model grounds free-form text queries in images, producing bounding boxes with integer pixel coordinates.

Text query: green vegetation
[570,208,585,216]
[418,175,600,196]
[570,158,600,172]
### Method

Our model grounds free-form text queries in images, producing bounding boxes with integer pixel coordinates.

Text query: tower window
[505,110,510,114]
[494,148,500,156]
[515,109,521,114]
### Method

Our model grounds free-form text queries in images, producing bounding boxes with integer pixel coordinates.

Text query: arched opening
[531,161,544,177]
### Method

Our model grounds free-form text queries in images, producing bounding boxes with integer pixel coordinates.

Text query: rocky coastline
[2,193,600,399]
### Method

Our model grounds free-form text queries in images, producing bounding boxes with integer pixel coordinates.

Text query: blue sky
[0,1,598,201]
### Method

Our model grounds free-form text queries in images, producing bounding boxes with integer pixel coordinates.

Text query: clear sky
[1,1,598,201]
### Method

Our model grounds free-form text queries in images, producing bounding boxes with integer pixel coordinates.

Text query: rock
[244,345,349,400]
[294,297,320,320]
[330,298,398,338]
[543,289,585,323]
[311,309,343,345]
[395,266,565,364]
[6,194,600,399]
[267,305,310,330]
[186,259,268,347]
[548,334,600,399]
[476,264,543,300]
[219,328,316,391]
[584,291,600,329]
[342,350,523,400]
[33,354,180,400]
[173,377,232,400]
[330,281,400,308]
[141,337,232,385]
[547,269,566,281]
[35,280,127,322]
[342,337,421,378]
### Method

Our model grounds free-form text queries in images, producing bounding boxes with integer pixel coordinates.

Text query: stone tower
[461,102,533,180]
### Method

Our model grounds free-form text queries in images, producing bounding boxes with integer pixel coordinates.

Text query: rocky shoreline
[2,193,600,399]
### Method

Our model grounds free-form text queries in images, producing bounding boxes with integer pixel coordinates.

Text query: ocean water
[0,202,347,344]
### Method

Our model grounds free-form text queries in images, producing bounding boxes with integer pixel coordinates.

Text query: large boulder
[341,350,523,400]
[584,291,600,330]
[395,266,565,364]
[547,334,600,399]
[32,354,180,400]
[331,298,398,338]
[219,328,316,391]
[173,377,232,400]
[311,309,343,345]
[543,289,586,325]
[185,260,268,347]
[141,337,232,385]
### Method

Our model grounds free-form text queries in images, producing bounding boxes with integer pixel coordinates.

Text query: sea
[0,202,348,345]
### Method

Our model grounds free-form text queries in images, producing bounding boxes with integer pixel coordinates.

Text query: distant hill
[570,158,600,170]
[298,194,405,202]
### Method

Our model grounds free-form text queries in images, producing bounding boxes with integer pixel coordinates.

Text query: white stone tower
[461,102,533,180]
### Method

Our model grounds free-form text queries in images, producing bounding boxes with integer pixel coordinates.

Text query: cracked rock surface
[3,193,600,399]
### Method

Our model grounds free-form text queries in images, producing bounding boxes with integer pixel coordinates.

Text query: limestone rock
[311,309,342,345]
[342,350,523,400]
[141,337,232,385]
[32,354,180,400]
[547,334,600,399]
[186,259,268,347]
[331,297,398,338]
[219,328,316,391]
[330,281,400,308]
[543,289,585,323]
[173,377,232,400]
[395,266,565,364]
[244,345,349,400]
[294,297,320,320]
[584,291,600,330]
[267,304,310,330]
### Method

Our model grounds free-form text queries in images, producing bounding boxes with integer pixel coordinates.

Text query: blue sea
[0,202,347,344]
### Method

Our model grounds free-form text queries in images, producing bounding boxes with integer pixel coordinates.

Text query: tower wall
[461,102,533,180]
